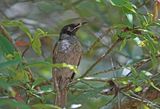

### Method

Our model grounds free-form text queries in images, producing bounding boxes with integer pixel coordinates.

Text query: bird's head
[60,22,87,36]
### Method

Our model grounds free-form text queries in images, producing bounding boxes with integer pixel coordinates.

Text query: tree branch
[80,38,122,78]
[122,91,160,108]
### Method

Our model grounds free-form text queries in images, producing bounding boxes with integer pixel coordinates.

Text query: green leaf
[110,0,128,6]
[130,66,138,76]
[133,37,146,47]
[150,82,160,92]
[12,70,29,83]
[0,52,21,69]
[1,20,32,41]
[39,85,53,94]
[142,15,149,26]
[109,0,136,13]
[1,20,21,27]
[19,23,32,41]
[32,78,46,88]
[32,37,42,55]
[27,61,80,74]
[0,99,30,109]
[96,0,101,2]
[134,86,142,92]
[126,13,133,25]
[32,104,61,109]
[31,28,48,55]
[34,28,48,37]
[0,33,15,54]
[144,34,158,66]
[142,104,150,109]
[0,59,19,69]
[121,80,129,85]
[119,38,126,51]
[0,80,11,89]
[141,70,152,77]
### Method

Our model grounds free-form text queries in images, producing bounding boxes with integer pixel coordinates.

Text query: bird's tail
[55,87,68,108]
[53,75,69,108]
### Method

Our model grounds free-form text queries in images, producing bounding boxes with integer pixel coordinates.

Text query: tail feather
[55,88,67,108]
[53,74,69,108]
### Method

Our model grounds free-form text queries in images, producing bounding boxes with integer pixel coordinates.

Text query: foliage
[0,0,160,109]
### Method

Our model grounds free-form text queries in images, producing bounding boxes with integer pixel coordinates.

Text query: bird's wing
[71,53,82,80]
[52,41,58,63]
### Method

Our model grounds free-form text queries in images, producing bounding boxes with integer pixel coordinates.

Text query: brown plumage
[52,22,86,108]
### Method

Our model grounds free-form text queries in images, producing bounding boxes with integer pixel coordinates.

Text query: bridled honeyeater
[52,22,87,108]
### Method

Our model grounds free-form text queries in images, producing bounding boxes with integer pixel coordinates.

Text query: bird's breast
[53,36,82,64]
[58,40,71,53]
[58,37,82,53]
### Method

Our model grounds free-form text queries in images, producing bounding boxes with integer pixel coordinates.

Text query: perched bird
[52,22,87,108]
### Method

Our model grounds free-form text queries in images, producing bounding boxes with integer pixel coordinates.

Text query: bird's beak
[79,21,88,26]
[77,21,88,27]
[73,22,88,31]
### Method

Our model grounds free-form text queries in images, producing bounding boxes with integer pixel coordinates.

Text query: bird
[52,22,87,108]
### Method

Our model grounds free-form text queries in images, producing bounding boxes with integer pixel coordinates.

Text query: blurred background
[0,0,160,109]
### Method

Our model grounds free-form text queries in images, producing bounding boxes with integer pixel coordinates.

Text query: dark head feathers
[60,22,87,36]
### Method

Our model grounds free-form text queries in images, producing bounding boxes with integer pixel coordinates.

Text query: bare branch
[80,38,122,78]
[122,91,160,108]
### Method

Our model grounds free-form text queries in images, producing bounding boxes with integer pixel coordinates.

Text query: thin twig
[122,91,160,108]
[80,80,97,89]
[90,54,160,76]
[86,26,114,54]
[82,77,110,82]
[86,38,101,55]
[91,66,121,76]
[22,46,30,57]
[69,54,160,87]
[0,25,18,51]
[70,88,93,93]
[80,38,122,78]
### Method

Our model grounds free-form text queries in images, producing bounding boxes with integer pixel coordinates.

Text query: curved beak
[77,21,88,27]
[81,21,88,25]
[73,21,88,31]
